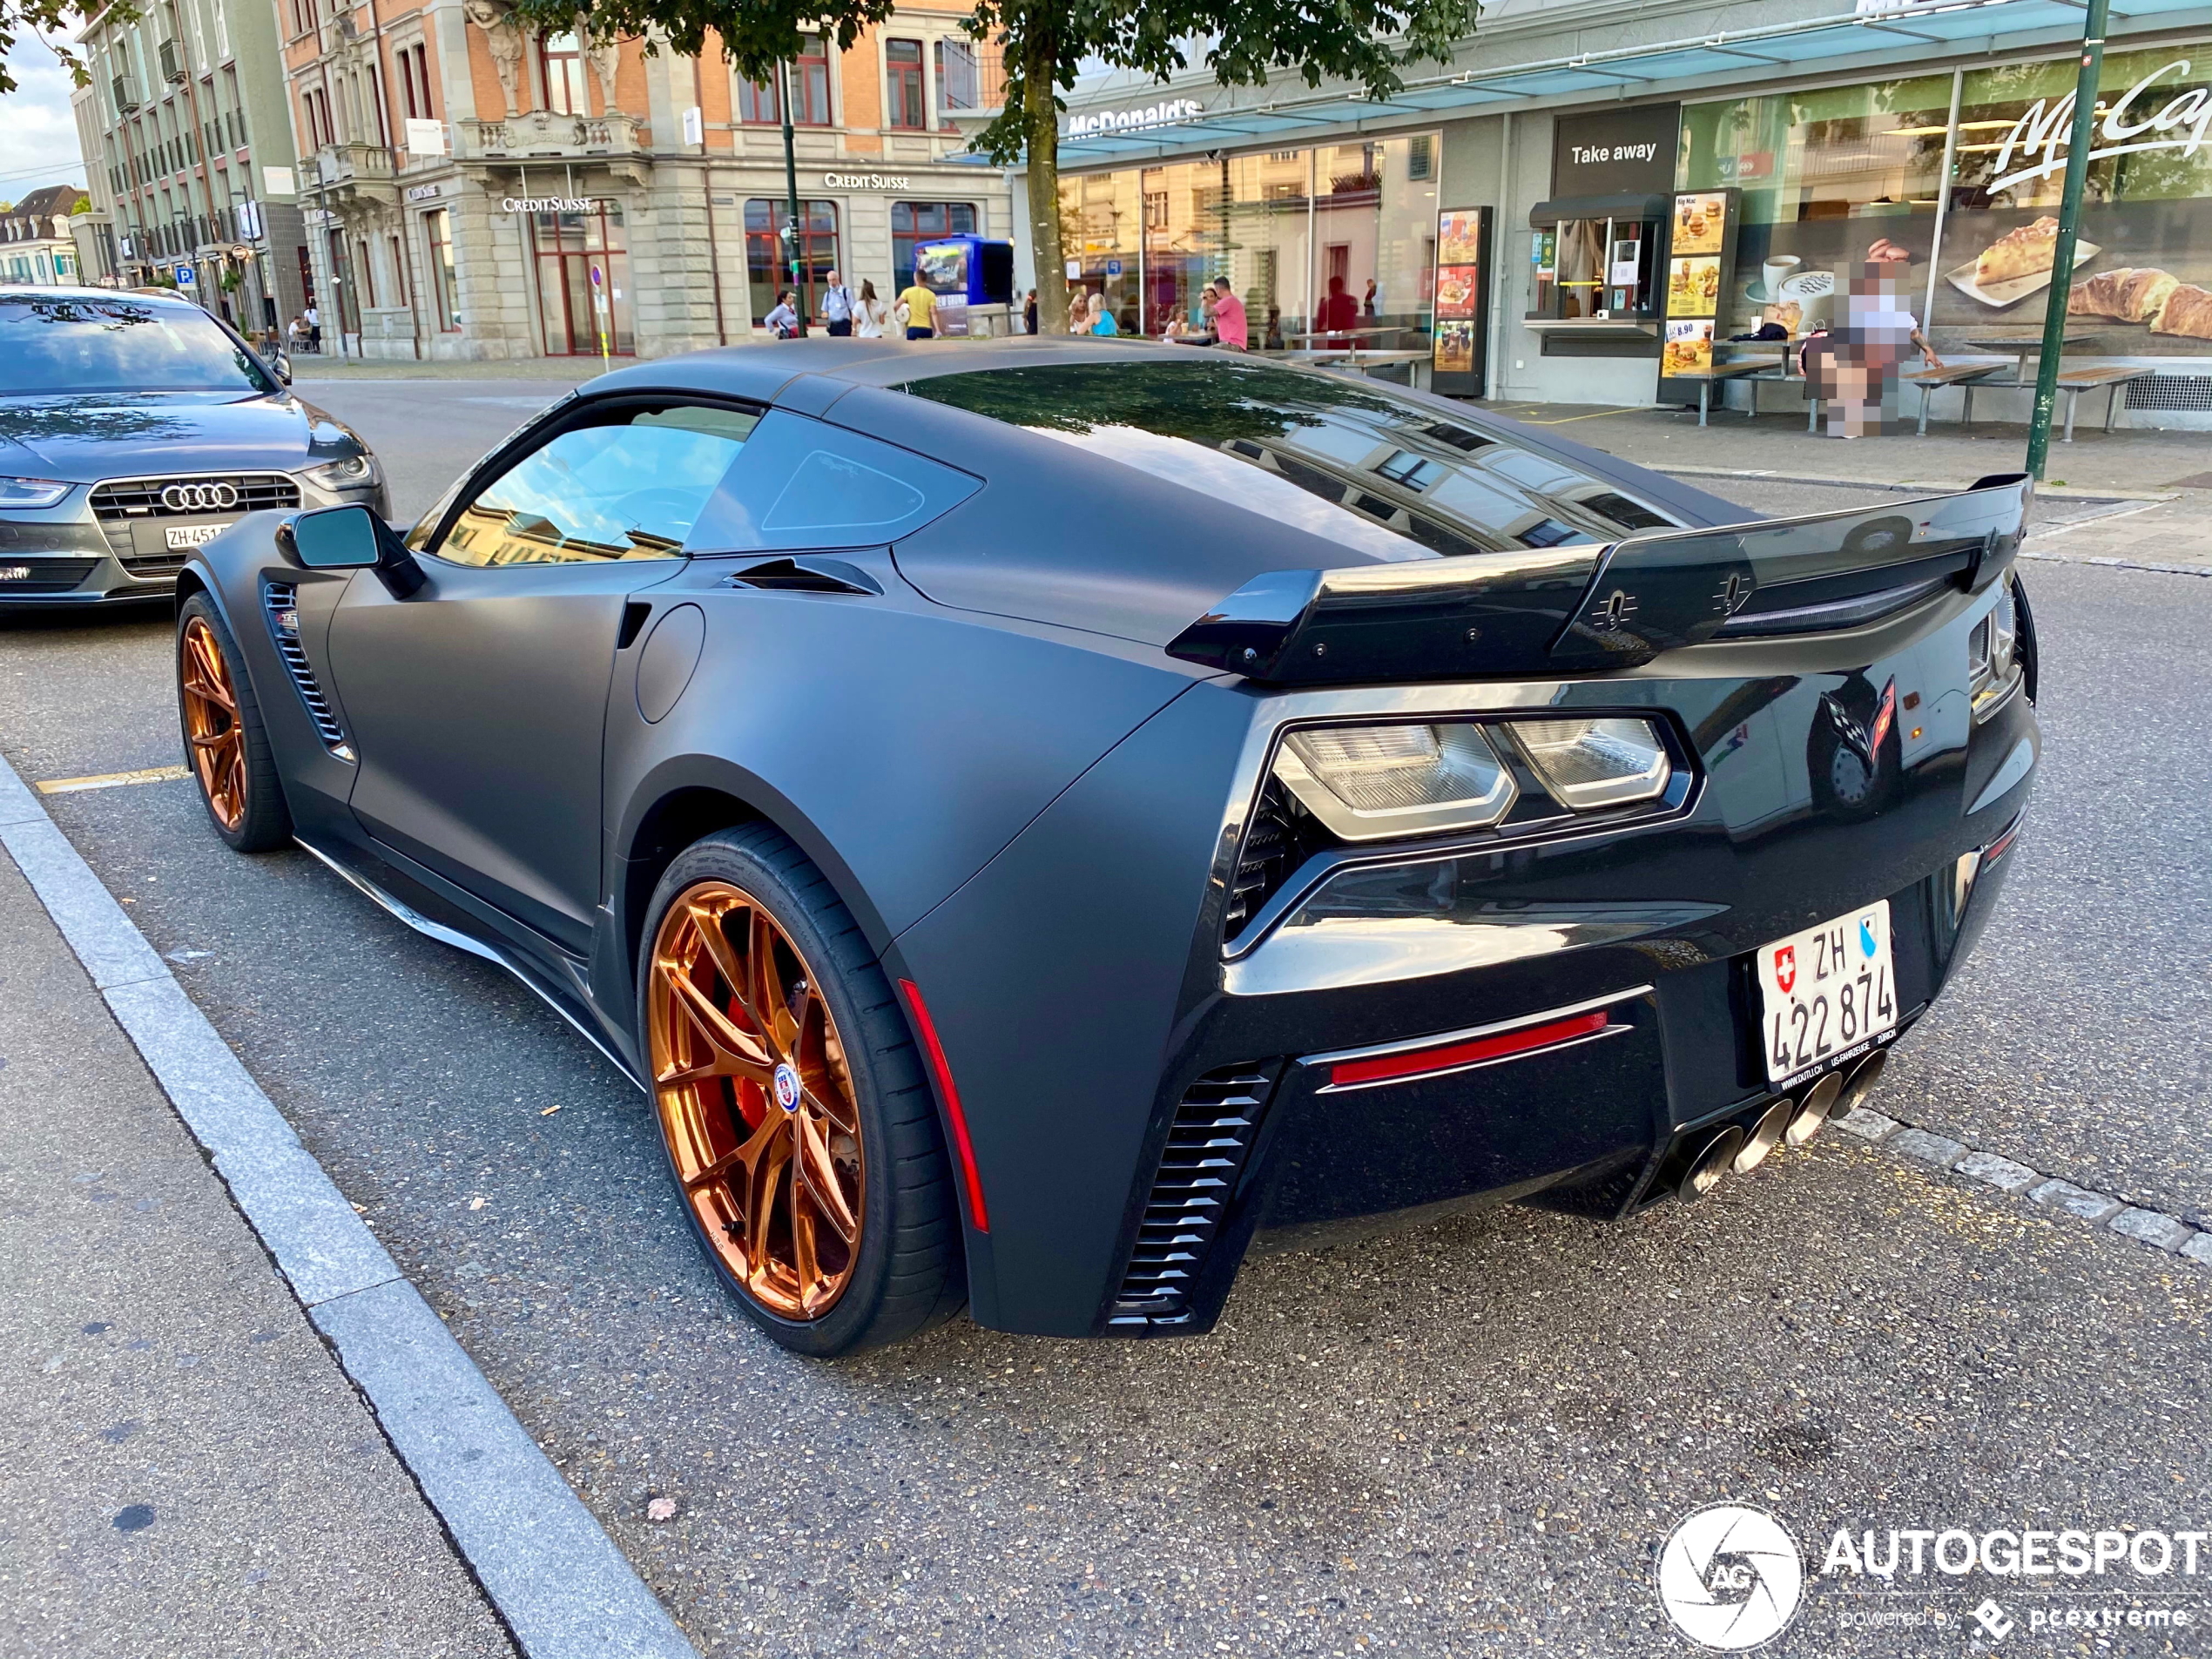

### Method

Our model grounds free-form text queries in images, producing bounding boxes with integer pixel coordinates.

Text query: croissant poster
[1936,47,2212,351]
[1674,45,2212,354]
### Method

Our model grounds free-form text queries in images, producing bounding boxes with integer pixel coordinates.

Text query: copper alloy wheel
[648,880,864,1319]
[179,615,247,833]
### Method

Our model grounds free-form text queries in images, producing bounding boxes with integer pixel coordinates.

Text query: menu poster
[1658,186,1739,389]
[1663,318,1714,375]
[1431,206,1493,395]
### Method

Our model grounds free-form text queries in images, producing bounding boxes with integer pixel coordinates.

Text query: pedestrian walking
[819,271,855,337]
[896,276,937,341]
[1210,277,1248,351]
[853,280,889,339]
[765,289,801,338]
[1023,288,1038,334]
[303,303,322,353]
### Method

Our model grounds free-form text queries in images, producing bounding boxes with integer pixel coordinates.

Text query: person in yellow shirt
[896,280,937,341]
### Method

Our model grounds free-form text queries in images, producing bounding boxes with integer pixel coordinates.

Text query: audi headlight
[302,454,381,491]
[1272,723,1517,841]
[0,476,73,510]
[1508,717,1672,810]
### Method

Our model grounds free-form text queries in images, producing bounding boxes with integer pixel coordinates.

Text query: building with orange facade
[280,0,1012,360]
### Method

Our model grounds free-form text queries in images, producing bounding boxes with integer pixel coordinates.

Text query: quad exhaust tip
[1733,1097,1795,1174]
[1786,1070,1846,1148]
[1677,1125,1745,1203]
[1833,1049,1888,1120]
[1669,1048,1890,1204]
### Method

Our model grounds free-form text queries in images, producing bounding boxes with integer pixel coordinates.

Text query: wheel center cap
[772,1062,802,1114]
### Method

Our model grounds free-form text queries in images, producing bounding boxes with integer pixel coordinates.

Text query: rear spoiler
[1167,472,2031,684]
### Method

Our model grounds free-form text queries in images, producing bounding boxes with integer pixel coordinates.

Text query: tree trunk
[1021,37,1068,335]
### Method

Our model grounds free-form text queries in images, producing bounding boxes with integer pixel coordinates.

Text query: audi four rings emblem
[161,482,240,513]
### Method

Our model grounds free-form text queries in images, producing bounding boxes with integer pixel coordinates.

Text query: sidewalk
[0,851,516,1656]
[289,356,598,383]
[1477,400,2212,570]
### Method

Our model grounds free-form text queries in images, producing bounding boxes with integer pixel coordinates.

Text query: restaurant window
[1057,170,1140,327]
[424,207,458,330]
[1677,76,1957,344]
[745,198,839,325]
[540,31,587,115]
[886,39,926,132]
[532,203,632,355]
[891,199,974,289]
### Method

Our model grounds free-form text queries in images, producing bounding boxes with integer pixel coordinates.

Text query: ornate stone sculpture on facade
[583,22,621,114]
[462,0,526,118]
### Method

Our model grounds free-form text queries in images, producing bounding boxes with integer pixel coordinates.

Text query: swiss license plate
[1756,900,1897,1083]
[165,523,228,549]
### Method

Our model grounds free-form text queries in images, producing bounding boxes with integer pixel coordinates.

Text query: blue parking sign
[175,262,197,287]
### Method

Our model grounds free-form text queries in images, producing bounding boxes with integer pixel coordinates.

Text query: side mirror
[278,504,426,597]
[271,351,293,386]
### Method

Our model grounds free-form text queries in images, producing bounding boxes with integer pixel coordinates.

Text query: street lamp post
[779,58,806,336]
[2023,0,2111,480]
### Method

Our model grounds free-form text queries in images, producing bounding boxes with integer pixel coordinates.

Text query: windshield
[900,358,1684,556]
[0,293,274,395]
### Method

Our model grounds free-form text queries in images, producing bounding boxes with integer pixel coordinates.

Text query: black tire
[176,591,292,853]
[637,824,966,1356]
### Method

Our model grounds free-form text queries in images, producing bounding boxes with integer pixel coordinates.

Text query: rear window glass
[900,358,1683,555]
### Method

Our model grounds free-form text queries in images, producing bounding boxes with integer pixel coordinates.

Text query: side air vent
[263,581,352,758]
[1107,1062,1281,1330]
[1224,777,1328,939]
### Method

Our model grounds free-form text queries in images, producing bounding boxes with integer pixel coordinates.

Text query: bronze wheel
[648,879,865,1320]
[180,613,247,833]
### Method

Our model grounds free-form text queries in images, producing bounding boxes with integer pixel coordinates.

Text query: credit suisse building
[280,0,1012,359]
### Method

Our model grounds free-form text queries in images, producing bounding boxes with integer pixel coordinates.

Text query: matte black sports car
[174,339,2036,1355]
[0,286,386,610]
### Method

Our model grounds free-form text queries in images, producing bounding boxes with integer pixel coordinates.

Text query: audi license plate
[165,523,228,549]
[1756,900,1897,1083]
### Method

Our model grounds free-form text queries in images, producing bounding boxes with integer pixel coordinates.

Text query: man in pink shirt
[1209,277,1248,351]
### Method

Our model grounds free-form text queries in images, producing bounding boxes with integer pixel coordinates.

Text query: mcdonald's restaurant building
[1043,0,2212,428]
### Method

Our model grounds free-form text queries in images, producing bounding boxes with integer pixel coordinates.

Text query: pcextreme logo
[1656,1505,1806,1650]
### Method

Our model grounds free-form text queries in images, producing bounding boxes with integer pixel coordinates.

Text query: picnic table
[1285,325,1406,347]
[1668,362,1765,427]
[1962,331,2097,380]
[1284,346,1433,391]
[1904,361,2008,436]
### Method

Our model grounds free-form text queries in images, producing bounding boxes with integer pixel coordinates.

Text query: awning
[1035,0,2212,168]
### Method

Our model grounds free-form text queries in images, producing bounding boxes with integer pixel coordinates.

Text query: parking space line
[34,764,192,795]
[0,751,700,1659]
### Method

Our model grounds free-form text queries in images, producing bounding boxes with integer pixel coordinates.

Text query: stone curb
[0,752,699,1659]
[1835,1097,2212,1266]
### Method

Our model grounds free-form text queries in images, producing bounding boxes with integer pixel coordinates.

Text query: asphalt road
[3,390,2209,1656]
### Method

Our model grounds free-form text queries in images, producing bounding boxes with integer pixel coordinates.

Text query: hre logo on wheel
[1656,1504,1804,1650]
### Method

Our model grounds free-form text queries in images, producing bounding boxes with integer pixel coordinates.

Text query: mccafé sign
[1990,58,2212,196]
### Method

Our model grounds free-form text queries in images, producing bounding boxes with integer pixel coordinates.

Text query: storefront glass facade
[1676,44,2212,354]
[1061,135,1439,344]
[531,205,633,357]
[745,199,840,327]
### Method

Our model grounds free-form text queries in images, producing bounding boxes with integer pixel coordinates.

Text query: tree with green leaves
[2,0,135,96]
[509,0,1477,335]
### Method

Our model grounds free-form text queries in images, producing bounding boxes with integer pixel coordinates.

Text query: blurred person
[897,275,937,340]
[765,290,800,338]
[819,270,854,336]
[1023,288,1038,334]
[303,302,322,353]
[1318,275,1359,345]
[1211,277,1248,351]
[853,280,889,339]
[1814,263,1943,438]
[1264,305,1285,351]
